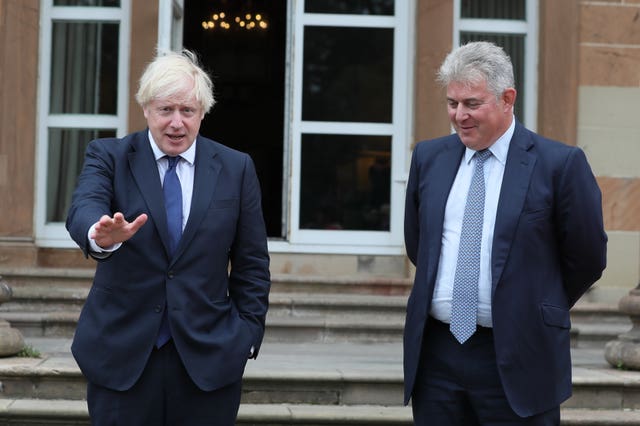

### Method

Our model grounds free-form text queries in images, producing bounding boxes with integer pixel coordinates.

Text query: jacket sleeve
[556,147,607,306]
[228,154,271,358]
[65,140,116,258]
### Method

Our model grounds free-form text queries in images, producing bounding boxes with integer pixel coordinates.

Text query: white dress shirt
[430,117,515,328]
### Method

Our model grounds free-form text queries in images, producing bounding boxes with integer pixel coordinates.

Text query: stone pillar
[0,278,25,357]
[605,282,640,370]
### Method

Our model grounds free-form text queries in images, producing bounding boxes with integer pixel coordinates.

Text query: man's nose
[455,105,470,121]
[169,111,183,127]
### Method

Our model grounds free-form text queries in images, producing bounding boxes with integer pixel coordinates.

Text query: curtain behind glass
[47,129,115,222]
[54,0,120,6]
[50,22,118,114]
[305,0,394,15]
[460,0,525,20]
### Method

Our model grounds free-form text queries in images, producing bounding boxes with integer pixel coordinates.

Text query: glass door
[288,0,413,253]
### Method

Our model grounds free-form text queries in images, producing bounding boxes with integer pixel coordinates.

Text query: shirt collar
[147,130,196,165]
[464,116,515,166]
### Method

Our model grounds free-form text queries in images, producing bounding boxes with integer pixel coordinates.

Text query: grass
[15,344,41,358]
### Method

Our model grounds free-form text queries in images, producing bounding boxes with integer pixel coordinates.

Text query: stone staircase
[0,267,638,425]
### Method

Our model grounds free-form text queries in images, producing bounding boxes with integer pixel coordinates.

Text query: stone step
[0,342,405,406]
[0,268,93,290]
[270,275,412,296]
[0,340,639,424]
[0,267,413,296]
[269,293,407,317]
[570,299,631,350]
[0,267,631,345]
[0,304,629,347]
[571,299,629,324]
[264,315,404,343]
[0,311,79,338]
[0,290,632,346]
[1,341,639,410]
[561,408,640,425]
[1,400,639,426]
[571,322,631,349]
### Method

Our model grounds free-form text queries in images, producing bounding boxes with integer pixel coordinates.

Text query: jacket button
[155,305,162,313]
[168,271,174,279]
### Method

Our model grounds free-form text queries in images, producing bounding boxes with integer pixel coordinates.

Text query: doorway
[183,1,287,238]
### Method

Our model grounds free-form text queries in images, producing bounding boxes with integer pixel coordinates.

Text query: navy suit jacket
[403,122,607,416]
[66,130,271,392]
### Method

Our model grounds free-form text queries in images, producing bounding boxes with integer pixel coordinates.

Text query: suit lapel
[128,133,174,256]
[424,139,465,287]
[491,123,536,294]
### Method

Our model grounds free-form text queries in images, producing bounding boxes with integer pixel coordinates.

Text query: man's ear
[502,88,517,110]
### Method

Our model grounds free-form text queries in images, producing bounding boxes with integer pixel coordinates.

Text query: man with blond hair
[66,49,271,425]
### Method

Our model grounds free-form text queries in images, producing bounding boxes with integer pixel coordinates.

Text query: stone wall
[577,0,640,299]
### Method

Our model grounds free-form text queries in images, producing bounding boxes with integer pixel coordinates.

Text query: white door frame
[273,0,414,255]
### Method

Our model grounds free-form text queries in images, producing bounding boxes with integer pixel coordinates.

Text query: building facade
[0,0,638,297]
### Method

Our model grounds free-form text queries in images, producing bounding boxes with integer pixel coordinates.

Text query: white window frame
[158,0,184,52]
[35,0,131,247]
[271,0,414,255]
[453,0,538,130]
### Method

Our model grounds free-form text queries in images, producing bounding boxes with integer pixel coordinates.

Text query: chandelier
[201,11,268,32]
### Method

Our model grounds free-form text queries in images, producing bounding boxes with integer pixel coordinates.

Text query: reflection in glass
[54,0,120,6]
[461,0,525,20]
[50,22,119,114]
[47,128,116,222]
[300,134,391,231]
[200,0,272,33]
[303,26,393,123]
[305,0,394,15]
[460,33,525,120]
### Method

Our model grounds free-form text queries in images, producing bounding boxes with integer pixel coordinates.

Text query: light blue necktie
[156,155,182,348]
[450,149,491,344]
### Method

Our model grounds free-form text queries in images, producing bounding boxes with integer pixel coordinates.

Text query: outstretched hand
[91,212,148,249]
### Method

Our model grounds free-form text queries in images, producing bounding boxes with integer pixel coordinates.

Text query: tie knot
[166,156,179,169]
[475,149,491,164]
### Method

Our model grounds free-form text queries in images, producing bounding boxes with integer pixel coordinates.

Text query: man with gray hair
[403,41,607,424]
[66,49,271,425]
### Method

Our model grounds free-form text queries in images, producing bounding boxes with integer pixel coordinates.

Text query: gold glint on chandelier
[201,12,268,31]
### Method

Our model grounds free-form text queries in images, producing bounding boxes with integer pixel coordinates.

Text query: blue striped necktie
[450,149,491,344]
[156,155,182,348]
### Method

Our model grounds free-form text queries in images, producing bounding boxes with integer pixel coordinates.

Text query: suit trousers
[411,317,560,426]
[86,339,242,426]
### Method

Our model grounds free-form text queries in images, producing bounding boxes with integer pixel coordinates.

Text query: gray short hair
[437,41,514,99]
[136,49,215,114]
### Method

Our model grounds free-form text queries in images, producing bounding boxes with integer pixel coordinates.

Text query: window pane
[303,26,393,122]
[50,22,119,114]
[54,0,120,6]
[305,0,394,15]
[460,33,525,121]
[300,134,391,231]
[461,0,525,20]
[47,128,116,222]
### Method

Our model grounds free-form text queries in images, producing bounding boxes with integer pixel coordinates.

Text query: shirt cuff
[88,223,122,254]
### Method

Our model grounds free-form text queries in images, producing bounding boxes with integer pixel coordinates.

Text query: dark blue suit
[403,122,607,417]
[66,131,270,398]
